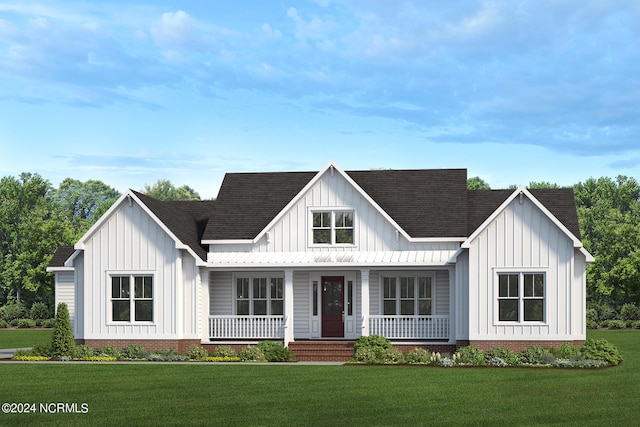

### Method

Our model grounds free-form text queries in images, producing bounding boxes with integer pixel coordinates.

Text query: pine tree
[51,302,75,357]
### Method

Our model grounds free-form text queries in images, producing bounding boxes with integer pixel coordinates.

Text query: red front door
[322,276,344,338]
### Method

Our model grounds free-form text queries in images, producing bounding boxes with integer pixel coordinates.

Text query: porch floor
[288,341,356,362]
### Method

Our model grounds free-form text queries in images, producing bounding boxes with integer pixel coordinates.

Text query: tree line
[1,172,639,317]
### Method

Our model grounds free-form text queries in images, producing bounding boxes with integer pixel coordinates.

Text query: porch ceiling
[207,250,459,268]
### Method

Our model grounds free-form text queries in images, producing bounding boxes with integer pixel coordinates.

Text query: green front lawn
[0,329,53,350]
[0,330,637,426]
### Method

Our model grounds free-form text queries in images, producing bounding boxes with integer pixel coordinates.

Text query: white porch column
[360,269,370,336]
[284,269,294,347]
[199,270,210,342]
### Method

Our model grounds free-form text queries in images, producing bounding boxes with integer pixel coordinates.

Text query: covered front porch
[204,262,456,347]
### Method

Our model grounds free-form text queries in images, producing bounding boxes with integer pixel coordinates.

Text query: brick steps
[288,341,355,362]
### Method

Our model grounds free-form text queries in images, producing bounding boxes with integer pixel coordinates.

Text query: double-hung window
[235,276,284,315]
[111,275,153,322]
[497,272,545,322]
[382,274,434,315]
[312,210,354,244]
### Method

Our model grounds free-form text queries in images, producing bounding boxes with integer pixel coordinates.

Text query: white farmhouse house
[47,162,593,360]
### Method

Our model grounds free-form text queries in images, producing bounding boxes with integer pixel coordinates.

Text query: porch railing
[209,315,285,339]
[369,315,449,340]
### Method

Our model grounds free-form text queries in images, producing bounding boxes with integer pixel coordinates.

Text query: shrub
[439,357,455,367]
[0,302,27,322]
[585,308,598,323]
[485,348,520,366]
[211,345,237,358]
[487,357,508,367]
[51,302,75,358]
[0,319,7,328]
[74,345,94,359]
[151,349,188,362]
[607,320,626,330]
[581,338,623,365]
[377,347,404,364]
[257,341,296,362]
[554,342,579,360]
[29,302,49,320]
[94,346,122,359]
[41,318,55,328]
[121,345,150,360]
[13,355,50,361]
[352,347,378,364]
[16,318,36,328]
[203,356,241,362]
[455,346,485,366]
[586,320,599,330]
[619,303,639,322]
[541,352,556,365]
[353,335,392,354]
[238,346,267,362]
[85,356,117,362]
[588,303,616,323]
[519,347,547,365]
[188,345,209,361]
[630,320,640,329]
[405,348,431,364]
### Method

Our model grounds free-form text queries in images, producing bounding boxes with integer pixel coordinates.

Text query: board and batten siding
[80,200,185,339]
[466,195,585,340]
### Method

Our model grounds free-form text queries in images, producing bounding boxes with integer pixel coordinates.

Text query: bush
[485,348,520,366]
[353,335,392,354]
[202,356,241,362]
[607,320,627,330]
[121,345,150,360]
[487,357,508,367]
[554,343,579,360]
[211,345,237,358]
[619,303,639,322]
[29,302,49,320]
[581,338,623,365]
[586,320,599,330]
[541,352,556,364]
[149,349,188,362]
[257,341,296,362]
[16,318,36,328]
[51,302,75,357]
[0,319,7,328]
[74,345,94,359]
[585,308,598,323]
[377,347,404,364]
[405,348,431,364]
[519,347,547,365]
[0,302,27,322]
[454,346,485,366]
[238,346,266,362]
[630,320,640,329]
[352,347,378,364]
[188,345,209,361]
[94,346,122,359]
[439,357,455,367]
[41,318,55,328]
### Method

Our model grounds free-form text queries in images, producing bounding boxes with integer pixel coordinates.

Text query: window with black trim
[235,276,284,315]
[382,274,433,316]
[111,275,153,322]
[498,272,545,322]
[312,210,354,244]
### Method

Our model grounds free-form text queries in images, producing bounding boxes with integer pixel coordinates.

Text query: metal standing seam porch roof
[206,249,461,268]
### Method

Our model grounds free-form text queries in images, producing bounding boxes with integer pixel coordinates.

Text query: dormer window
[312,210,354,245]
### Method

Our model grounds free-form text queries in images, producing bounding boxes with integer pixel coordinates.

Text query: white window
[497,273,545,322]
[235,276,284,315]
[311,210,354,245]
[382,274,434,315]
[111,275,153,322]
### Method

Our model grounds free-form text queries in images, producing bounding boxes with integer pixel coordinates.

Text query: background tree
[143,179,200,201]
[0,173,74,306]
[48,178,120,239]
[467,176,491,190]
[574,176,640,306]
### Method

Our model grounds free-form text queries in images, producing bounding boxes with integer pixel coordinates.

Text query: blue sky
[1,1,639,199]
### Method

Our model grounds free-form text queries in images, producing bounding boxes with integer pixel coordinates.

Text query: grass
[0,330,637,426]
[0,329,53,349]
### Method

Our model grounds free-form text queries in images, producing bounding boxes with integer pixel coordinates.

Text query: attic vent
[519,192,524,204]
[330,165,335,177]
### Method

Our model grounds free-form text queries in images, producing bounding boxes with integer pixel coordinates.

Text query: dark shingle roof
[48,245,75,268]
[133,191,216,262]
[49,168,584,267]
[467,188,581,239]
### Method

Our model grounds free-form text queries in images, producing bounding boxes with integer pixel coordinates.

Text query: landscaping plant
[51,302,75,358]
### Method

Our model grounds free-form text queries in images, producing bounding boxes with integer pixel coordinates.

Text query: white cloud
[150,10,197,47]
